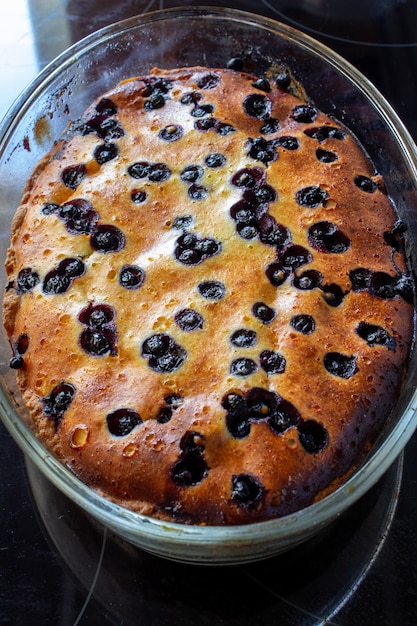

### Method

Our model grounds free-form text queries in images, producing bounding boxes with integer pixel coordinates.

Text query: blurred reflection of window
[27,0,72,68]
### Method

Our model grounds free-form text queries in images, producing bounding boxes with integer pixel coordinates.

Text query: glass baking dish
[0,6,416,564]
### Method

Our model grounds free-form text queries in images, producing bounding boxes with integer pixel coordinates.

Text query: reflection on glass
[0,0,38,117]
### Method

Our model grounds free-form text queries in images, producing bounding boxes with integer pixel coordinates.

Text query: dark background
[1,1,417,624]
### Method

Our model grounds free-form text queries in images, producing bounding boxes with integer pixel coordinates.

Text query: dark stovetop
[1,1,417,624]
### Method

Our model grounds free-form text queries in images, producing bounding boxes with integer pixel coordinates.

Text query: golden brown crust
[3,66,414,524]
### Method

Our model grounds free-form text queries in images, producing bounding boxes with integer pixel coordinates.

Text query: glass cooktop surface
[1,1,417,624]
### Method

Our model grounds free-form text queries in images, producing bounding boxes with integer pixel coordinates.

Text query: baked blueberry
[252,77,271,92]
[119,265,145,289]
[175,233,221,265]
[296,185,329,208]
[298,420,329,453]
[259,215,290,248]
[227,56,245,71]
[38,261,81,296]
[131,189,148,204]
[142,333,171,358]
[356,321,396,350]
[128,161,150,179]
[304,126,346,142]
[9,333,29,369]
[80,100,124,139]
[237,223,258,240]
[197,280,226,300]
[230,329,257,348]
[58,198,99,235]
[370,271,402,300]
[260,115,281,134]
[175,247,200,265]
[61,164,87,190]
[191,103,215,117]
[165,394,182,408]
[243,93,272,119]
[147,162,171,182]
[308,221,351,253]
[349,267,373,292]
[268,398,300,434]
[198,238,221,256]
[43,266,73,295]
[179,431,206,454]
[259,350,286,374]
[175,308,204,331]
[78,302,117,356]
[141,333,187,373]
[157,407,173,424]
[42,382,76,427]
[354,174,377,193]
[392,275,414,303]
[230,199,257,227]
[260,117,281,134]
[246,387,277,420]
[316,148,338,163]
[277,136,300,150]
[106,408,142,436]
[226,412,251,439]
[95,97,118,116]
[384,220,407,251]
[216,122,236,135]
[246,137,279,166]
[79,303,115,329]
[80,329,114,356]
[94,142,119,164]
[59,258,85,278]
[180,165,204,183]
[290,314,316,334]
[196,73,220,89]
[230,358,258,377]
[15,267,40,294]
[178,232,198,249]
[231,167,265,189]
[171,454,208,487]
[231,474,264,507]
[159,124,183,142]
[188,184,208,201]
[9,355,24,370]
[144,93,166,111]
[222,390,246,413]
[172,214,194,230]
[94,117,125,140]
[142,76,172,96]
[90,225,125,253]
[275,71,291,90]
[323,352,357,379]
[321,283,345,307]
[194,117,217,132]
[252,301,276,324]
[157,394,182,423]
[180,91,202,105]
[254,184,277,205]
[266,262,289,287]
[205,153,226,168]
[171,431,208,486]
[41,202,59,215]
[292,104,317,123]
[281,244,312,270]
[293,270,322,290]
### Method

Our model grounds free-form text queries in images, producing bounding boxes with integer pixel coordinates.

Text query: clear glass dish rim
[1,5,417,546]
